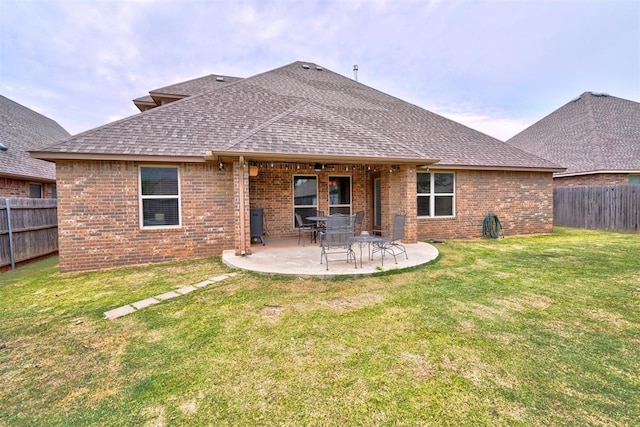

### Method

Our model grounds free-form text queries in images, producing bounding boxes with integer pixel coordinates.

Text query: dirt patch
[260,305,284,318]
[179,400,197,416]
[401,352,435,379]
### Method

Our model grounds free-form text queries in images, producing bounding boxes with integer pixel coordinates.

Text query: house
[0,95,70,198]
[31,61,563,272]
[506,92,640,187]
[133,73,243,112]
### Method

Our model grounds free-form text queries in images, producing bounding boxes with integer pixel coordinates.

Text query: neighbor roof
[33,61,561,171]
[133,74,244,111]
[0,95,69,181]
[506,92,640,176]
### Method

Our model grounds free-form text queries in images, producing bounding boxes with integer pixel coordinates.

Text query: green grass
[1,227,639,426]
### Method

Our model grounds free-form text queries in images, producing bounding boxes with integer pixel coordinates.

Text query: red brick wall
[0,177,56,198]
[55,160,235,272]
[417,170,554,240]
[55,160,554,271]
[554,173,629,187]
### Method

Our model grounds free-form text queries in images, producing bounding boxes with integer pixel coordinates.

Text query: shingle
[506,92,640,175]
[0,95,69,181]
[36,61,561,170]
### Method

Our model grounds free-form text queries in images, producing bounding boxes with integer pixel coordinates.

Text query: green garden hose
[482,213,502,238]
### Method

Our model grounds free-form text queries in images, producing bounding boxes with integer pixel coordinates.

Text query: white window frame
[139,165,182,229]
[417,171,455,218]
[328,175,352,215]
[293,174,319,227]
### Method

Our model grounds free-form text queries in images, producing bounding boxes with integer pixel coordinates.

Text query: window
[293,175,318,226]
[328,176,351,214]
[139,166,180,228]
[51,185,57,199]
[417,172,455,217]
[29,183,42,198]
[629,174,640,185]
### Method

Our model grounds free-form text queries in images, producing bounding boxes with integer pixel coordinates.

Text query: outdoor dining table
[350,234,386,268]
[305,216,328,244]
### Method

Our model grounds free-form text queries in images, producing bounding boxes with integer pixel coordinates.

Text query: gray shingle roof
[0,95,69,181]
[35,61,561,170]
[506,92,640,175]
[150,74,243,97]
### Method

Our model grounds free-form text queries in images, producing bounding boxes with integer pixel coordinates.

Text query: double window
[139,166,181,228]
[417,172,455,217]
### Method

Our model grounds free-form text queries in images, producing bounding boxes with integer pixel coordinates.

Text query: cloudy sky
[1,0,638,140]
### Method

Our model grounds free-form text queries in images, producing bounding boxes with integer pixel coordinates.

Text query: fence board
[0,198,58,268]
[554,185,639,232]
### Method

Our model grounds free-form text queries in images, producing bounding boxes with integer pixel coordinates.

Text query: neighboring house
[506,92,640,187]
[0,95,70,198]
[32,61,563,272]
[133,73,243,112]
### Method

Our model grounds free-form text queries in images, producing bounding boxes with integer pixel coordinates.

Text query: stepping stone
[132,298,159,309]
[176,285,197,294]
[194,280,213,288]
[104,305,136,319]
[155,291,180,300]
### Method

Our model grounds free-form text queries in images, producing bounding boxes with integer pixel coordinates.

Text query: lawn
[1,227,638,426]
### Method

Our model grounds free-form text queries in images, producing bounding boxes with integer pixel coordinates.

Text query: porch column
[233,159,251,255]
[384,165,417,243]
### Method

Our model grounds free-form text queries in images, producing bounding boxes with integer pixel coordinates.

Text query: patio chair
[295,212,316,247]
[320,214,356,270]
[354,210,365,235]
[372,213,408,266]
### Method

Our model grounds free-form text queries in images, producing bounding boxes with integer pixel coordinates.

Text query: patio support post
[237,156,249,256]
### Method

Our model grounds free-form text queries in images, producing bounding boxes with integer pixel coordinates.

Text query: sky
[1,0,638,141]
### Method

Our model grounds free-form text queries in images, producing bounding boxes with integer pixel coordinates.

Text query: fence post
[5,198,15,270]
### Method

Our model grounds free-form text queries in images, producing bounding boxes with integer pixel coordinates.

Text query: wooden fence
[554,185,640,232]
[0,198,58,269]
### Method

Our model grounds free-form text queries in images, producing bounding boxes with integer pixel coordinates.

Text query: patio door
[372,176,382,234]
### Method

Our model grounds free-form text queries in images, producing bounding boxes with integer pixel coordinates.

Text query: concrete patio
[222,237,439,278]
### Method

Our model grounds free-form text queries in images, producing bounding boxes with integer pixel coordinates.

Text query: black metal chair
[320,214,356,270]
[354,210,365,235]
[295,212,316,246]
[372,213,408,266]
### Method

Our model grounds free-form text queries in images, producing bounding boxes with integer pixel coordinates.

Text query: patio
[222,237,439,277]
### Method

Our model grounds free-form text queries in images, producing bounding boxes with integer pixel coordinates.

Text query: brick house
[1,95,70,198]
[32,61,562,272]
[506,92,640,187]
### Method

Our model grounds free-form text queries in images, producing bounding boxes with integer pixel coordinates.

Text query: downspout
[238,156,247,255]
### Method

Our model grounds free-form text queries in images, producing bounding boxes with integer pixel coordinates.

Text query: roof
[33,61,562,171]
[133,74,244,111]
[0,95,70,181]
[506,92,640,176]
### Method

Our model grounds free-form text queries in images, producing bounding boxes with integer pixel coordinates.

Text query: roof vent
[216,76,225,82]
[0,142,8,152]
[315,66,323,71]
[302,64,310,69]
[591,92,609,97]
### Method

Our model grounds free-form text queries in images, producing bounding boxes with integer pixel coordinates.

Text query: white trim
[417,171,456,218]
[138,165,182,230]
[423,164,564,173]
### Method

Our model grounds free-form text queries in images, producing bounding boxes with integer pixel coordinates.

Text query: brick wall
[55,160,235,272]
[554,173,629,187]
[0,177,56,198]
[417,170,554,240]
[55,160,554,271]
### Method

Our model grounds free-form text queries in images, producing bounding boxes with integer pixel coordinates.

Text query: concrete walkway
[104,273,238,319]
[223,238,439,278]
